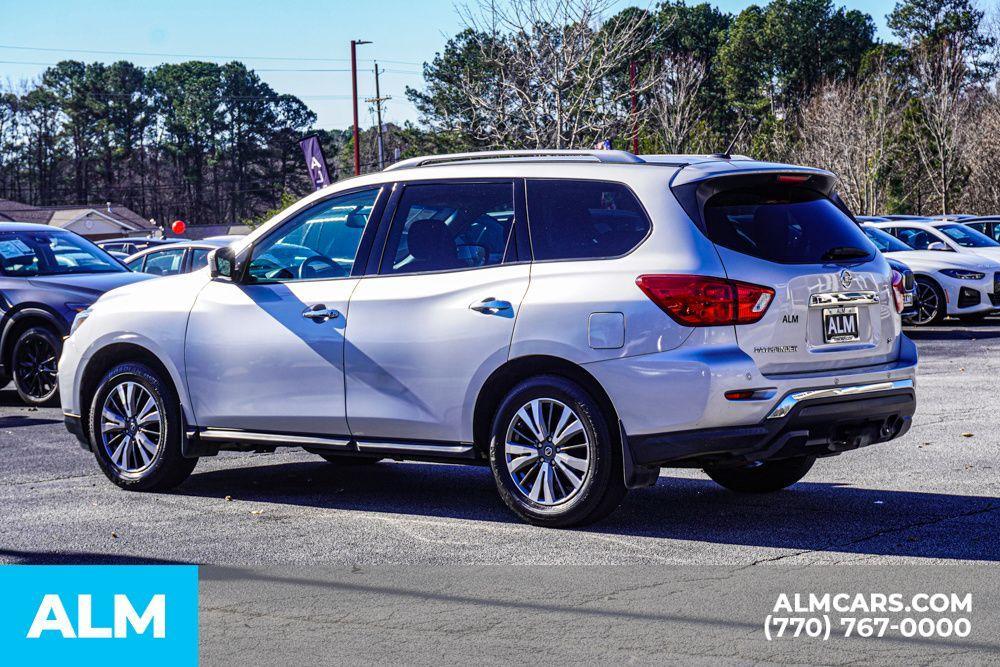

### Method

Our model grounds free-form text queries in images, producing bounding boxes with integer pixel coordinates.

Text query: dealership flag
[299,135,331,191]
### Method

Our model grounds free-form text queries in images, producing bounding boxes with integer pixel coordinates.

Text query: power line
[0,44,422,66]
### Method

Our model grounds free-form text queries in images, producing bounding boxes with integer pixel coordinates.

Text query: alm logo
[0,565,197,666]
[27,593,166,639]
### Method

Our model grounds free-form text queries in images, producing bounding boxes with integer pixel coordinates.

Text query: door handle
[302,304,340,323]
[470,297,512,314]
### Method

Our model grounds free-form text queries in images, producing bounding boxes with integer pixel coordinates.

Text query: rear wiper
[821,246,870,261]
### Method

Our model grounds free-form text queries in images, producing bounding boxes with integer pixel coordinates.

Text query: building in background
[0,199,154,240]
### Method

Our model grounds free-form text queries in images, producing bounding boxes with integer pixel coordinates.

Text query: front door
[345,180,529,444]
[185,187,383,436]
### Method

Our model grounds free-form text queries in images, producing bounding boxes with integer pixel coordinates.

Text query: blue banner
[0,565,198,666]
[299,134,332,190]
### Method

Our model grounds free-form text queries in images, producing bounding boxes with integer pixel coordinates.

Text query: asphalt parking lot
[2,323,1000,663]
[2,322,999,566]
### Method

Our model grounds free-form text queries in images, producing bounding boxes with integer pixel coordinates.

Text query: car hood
[27,271,153,300]
[882,250,998,273]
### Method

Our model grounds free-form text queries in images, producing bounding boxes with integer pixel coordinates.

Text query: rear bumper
[628,380,915,467]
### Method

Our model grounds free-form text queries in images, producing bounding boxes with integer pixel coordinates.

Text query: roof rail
[383,149,645,171]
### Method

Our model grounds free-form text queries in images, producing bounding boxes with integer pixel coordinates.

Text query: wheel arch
[1,306,67,375]
[472,354,620,456]
[78,342,183,429]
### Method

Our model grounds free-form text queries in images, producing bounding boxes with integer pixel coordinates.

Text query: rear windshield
[704,186,875,264]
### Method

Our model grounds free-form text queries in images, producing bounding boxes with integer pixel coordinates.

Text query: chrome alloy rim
[504,398,591,506]
[100,381,162,473]
[910,282,940,325]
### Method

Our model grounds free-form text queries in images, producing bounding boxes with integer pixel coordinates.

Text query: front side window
[704,186,874,264]
[892,227,946,251]
[526,179,650,261]
[0,230,123,277]
[189,248,211,271]
[380,182,515,275]
[937,223,1000,248]
[248,188,380,283]
[142,248,186,275]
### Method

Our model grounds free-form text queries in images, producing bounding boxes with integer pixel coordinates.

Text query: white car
[861,224,1000,324]
[57,150,917,527]
[871,218,1000,263]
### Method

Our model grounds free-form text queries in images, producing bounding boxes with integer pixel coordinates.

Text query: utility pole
[351,39,372,176]
[629,60,638,155]
[365,62,392,170]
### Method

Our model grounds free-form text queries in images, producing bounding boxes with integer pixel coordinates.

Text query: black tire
[906,277,946,326]
[489,375,626,527]
[306,450,383,465]
[11,326,62,406]
[704,456,815,493]
[88,362,196,491]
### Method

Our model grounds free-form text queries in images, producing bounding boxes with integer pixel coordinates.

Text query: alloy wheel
[14,332,58,401]
[100,380,163,473]
[504,398,591,505]
[908,281,940,325]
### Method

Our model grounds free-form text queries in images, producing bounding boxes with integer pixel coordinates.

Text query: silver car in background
[58,150,917,527]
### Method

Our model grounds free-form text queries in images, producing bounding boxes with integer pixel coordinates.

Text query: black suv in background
[0,222,151,405]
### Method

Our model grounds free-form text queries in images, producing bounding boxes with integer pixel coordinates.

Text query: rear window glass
[704,186,875,264]
[526,180,650,261]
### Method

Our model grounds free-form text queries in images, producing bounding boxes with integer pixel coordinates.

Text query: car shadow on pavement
[174,460,1000,562]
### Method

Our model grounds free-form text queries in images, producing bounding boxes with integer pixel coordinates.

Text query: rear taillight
[636,275,774,326]
[890,270,905,314]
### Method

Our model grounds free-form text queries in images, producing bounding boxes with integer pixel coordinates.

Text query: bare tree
[795,60,905,215]
[650,53,707,153]
[960,93,1000,212]
[911,37,975,214]
[456,0,661,149]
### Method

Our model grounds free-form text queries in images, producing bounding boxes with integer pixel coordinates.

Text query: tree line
[1,0,997,224]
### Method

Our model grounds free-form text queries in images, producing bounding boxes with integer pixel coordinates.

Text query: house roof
[0,199,153,231]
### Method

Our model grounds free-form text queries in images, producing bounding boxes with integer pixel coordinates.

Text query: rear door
[699,178,898,374]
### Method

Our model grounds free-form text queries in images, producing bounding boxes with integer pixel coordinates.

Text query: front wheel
[905,277,945,326]
[489,375,626,527]
[12,326,61,406]
[704,456,815,493]
[89,362,197,491]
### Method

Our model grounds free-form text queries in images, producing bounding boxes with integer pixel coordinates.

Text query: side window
[894,227,937,250]
[380,182,515,275]
[247,188,379,283]
[125,256,145,272]
[143,248,186,275]
[189,248,210,271]
[526,180,650,261]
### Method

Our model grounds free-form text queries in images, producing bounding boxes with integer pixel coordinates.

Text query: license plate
[904,292,914,307]
[823,307,860,343]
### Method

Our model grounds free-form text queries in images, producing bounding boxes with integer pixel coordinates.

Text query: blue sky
[1,0,897,129]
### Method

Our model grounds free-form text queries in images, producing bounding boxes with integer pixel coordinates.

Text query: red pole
[351,40,361,176]
[630,60,638,155]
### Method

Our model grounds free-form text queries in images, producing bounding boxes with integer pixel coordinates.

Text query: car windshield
[0,230,124,276]
[937,223,1000,248]
[863,226,913,253]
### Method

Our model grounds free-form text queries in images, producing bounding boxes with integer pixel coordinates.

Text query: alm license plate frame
[822,306,860,344]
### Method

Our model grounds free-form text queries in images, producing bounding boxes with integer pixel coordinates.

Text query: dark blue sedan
[0,222,152,405]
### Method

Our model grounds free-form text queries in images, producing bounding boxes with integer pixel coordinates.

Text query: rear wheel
[489,375,626,527]
[12,326,61,406]
[906,277,945,326]
[704,456,815,493]
[89,362,196,491]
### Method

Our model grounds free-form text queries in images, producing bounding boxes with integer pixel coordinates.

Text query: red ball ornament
[171,220,186,235]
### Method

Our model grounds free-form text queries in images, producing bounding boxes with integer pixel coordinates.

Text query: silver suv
[59,150,917,527]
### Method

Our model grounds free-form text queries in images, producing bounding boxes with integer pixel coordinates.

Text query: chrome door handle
[302,305,340,322]
[470,297,512,314]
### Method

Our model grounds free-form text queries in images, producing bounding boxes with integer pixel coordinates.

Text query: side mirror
[209,246,245,282]
[927,241,951,252]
